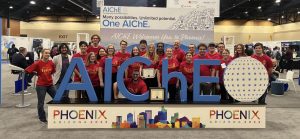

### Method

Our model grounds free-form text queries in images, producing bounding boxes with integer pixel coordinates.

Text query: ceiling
[0,0,299,24]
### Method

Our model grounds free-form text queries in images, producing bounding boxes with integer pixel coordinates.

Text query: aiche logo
[53,109,107,120]
[209,110,260,120]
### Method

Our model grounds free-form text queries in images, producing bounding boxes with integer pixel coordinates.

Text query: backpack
[275,51,281,60]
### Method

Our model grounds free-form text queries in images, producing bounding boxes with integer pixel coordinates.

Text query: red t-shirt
[140,50,147,56]
[158,54,166,62]
[127,62,142,78]
[87,45,105,54]
[124,78,148,95]
[158,58,179,84]
[179,61,193,84]
[86,63,100,86]
[216,59,232,83]
[251,54,273,74]
[115,51,131,65]
[173,48,185,63]
[25,60,55,86]
[72,53,88,82]
[99,56,119,73]
[192,55,211,76]
[205,52,222,60]
[143,54,158,69]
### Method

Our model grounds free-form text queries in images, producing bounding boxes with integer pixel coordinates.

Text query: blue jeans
[36,85,56,121]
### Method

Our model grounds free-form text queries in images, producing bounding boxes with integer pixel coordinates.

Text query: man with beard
[53,43,72,101]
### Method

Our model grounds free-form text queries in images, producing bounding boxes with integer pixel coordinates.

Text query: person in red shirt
[217,42,233,60]
[25,48,56,123]
[193,43,213,95]
[72,41,88,99]
[182,44,197,61]
[139,40,147,56]
[85,52,102,101]
[113,70,148,99]
[251,43,273,104]
[99,44,119,100]
[173,40,185,63]
[87,34,105,54]
[115,40,131,65]
[233,44,247,59]
[179,52,194,101]
[143,43,159,88]
[206,43,222,60]
[216,49,233,103]
[157,48,180,101]
[156,42,165,62]
[96,47,106,64]
[126,46,143,79]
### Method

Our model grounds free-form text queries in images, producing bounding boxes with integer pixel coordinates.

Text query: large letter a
[53,58,98,102]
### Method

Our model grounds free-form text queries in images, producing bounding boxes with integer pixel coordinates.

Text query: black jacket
[12,53,28,69]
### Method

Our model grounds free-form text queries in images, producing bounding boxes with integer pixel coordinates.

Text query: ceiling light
[267,18,271,21]
[281,15,284,18]
[258,6,262,9]
[30,1,36,5]
[152,4,156,7]
[9,6,13,9]
[275,0,281,3]
[46,7,51,10]
[244,11,248,14]
[96,16,100,19]
[298,11,300,14]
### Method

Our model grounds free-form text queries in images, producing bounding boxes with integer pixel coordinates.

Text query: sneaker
[40,119,48,124]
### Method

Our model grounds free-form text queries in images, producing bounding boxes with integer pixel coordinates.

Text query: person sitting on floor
[113,70,148,99]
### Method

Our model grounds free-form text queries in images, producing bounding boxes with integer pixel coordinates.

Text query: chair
[277,71,297,93]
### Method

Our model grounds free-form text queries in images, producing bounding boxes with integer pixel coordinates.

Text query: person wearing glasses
[115,40,131,65]
[87,34,105,54]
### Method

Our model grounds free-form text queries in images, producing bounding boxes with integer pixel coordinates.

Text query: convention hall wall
[2,18,20,36]
[1,18,298,44]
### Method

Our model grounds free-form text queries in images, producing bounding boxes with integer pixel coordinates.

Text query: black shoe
[40,119,48,123]
[26,84,31,87]
[258,102,266,105]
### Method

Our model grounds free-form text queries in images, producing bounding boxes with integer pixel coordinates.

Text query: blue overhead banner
[100,6,214,49]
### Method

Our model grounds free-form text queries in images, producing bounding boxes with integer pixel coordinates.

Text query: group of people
[10,34,275,123]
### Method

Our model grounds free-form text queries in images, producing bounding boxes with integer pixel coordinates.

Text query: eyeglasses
[121,43,127,45]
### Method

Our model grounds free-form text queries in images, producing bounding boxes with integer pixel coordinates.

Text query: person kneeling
[113,70,147,99]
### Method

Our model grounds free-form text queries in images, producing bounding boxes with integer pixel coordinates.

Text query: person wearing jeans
[25,48,56,123]
[53,43,72,101]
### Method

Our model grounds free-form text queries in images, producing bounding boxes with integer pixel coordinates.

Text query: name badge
[221,63,226,69]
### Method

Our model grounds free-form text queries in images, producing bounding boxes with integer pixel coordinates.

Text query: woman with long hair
[217,49,234,103]
[86,52,102,101]
[233,44,246,59]
[99,44,119,100]
[125,46,143,79]
[143,43,159,88]
[25,48,56,123]
[96,47,107,63]
[156,42,165,62]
